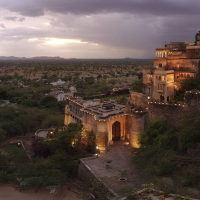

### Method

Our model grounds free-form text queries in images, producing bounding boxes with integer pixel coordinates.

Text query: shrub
[180,165,199,186]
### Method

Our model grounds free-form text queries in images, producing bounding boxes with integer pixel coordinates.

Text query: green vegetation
[131,79,143,92]
[0,106,63,137]
[0,123,88,188]
[133,117,200,194]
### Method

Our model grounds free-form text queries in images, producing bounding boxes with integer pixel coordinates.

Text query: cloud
[18,17,25,22]
[4,16,18,21]
[0,27,49,40]
[0,0,200,17]
[4,16,25,22]
[0,0,199,58]
[0,23,5,28]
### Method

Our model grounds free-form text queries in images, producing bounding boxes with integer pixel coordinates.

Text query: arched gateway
[112,121,120,141]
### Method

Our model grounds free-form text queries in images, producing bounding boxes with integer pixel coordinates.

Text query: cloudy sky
[0,0,199,59]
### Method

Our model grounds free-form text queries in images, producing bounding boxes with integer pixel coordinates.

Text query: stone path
[82,141,141,197]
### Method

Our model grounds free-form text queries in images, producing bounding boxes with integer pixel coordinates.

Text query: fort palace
[64,32,200,153]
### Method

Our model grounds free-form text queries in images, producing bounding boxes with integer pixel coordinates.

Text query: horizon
[0,56,153,60]
[0,0,199,58]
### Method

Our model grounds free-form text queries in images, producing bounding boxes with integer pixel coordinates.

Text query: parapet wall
[78,157,118,199]
[129,91,191,130]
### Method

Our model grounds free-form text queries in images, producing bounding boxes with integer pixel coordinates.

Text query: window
[159,63,162,67]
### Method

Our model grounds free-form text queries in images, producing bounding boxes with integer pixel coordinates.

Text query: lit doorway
[112,121,120,141]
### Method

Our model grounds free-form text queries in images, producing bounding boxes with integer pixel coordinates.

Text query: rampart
[129,91,200,130]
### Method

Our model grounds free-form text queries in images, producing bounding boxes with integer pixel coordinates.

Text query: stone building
[143,31,200,102]
[64,96,147,153]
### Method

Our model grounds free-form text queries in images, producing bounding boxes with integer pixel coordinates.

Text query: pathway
[82,141,141,197]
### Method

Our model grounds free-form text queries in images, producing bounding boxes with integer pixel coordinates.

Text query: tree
[0,87,8,99]
[139,119,177,151]
[40,96,58,108]
[2,146,27,168]
[17,160,66,189]
[85,77,95,84]
[108,79,117,86]
[131,79,143,92]
[134,119,178,175]
[179,109,200,152]
[55,123,83,153]
[136,72,143,80]
[0,127,6,144]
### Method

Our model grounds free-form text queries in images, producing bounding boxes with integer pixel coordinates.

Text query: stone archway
[112,121,120,141]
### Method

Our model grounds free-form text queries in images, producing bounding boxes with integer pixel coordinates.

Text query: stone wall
[78,157,118,200]
[129,91,148,109]
[128,90,200,133]
[129,112,147,147]
[166,58,198,70]
[147,103,186,129]
[184,91,200,109]
[96,132,108,153]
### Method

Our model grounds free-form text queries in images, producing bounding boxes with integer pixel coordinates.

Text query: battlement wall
[129,91,189,129]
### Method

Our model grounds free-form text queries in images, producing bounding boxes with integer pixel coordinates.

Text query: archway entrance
[112,121,120,141]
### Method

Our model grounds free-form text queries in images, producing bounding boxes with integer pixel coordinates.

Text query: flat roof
[81,102,126,121]
[67,97,126,120]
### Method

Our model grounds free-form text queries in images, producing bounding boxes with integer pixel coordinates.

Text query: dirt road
[0,185,83,200]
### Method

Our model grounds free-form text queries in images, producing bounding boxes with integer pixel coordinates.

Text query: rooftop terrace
[81,102,126,121]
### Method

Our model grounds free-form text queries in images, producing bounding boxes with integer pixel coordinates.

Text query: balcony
[147,80,153,84]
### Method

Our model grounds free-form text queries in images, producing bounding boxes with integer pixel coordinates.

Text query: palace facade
[143,31,200,102]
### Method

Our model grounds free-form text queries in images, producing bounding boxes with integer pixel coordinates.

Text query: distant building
[69,86,77,93]
[143,31,200,102]
[50,79,66,86]
[56,92,73,101]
